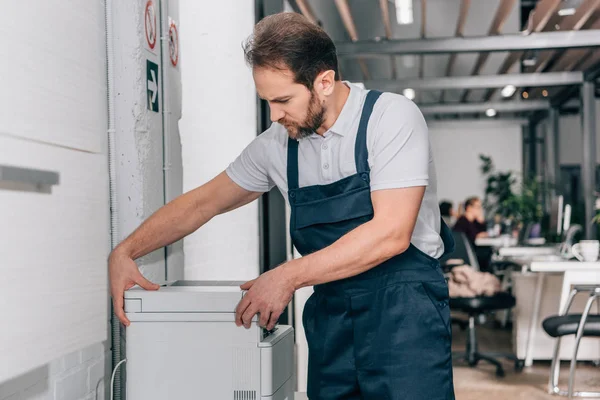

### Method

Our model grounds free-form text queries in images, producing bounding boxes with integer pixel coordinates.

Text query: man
[109,12,455,400]
[453,196,492,271]
[453,196,488,244]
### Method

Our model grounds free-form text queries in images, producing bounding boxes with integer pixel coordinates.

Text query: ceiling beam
[528,0,600,73]
[425,118,529,128]
[419,100,550,115]
[378,0,397,80]
[483,0,560,101]
[334,0,371,80]
[419,0,427,80]
[440,0,471,102]
[460,0,518,102]
[335,29,600,56]
[291,0,318,24]
[365,71,583,92]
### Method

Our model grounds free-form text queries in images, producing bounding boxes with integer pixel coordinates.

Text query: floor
[295,319,600,399]
[452,319,600,399]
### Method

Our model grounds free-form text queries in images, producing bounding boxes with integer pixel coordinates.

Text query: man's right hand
[109,250,160,327]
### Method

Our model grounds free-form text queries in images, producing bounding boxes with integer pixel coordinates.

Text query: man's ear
[314,70,336,97]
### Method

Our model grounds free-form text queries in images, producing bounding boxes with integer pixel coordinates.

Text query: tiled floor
[452,320,600,399]
[295,320,600,399]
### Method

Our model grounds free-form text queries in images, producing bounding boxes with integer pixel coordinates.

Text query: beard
[281,91,326,140]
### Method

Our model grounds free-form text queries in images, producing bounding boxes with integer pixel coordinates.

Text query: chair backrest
[443,231,480,271]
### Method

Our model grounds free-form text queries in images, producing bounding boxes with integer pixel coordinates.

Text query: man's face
[253,67,326,139]
[468,200,482,215]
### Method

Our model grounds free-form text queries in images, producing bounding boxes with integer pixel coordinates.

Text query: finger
[240,279,256,290]
[113,295,130,327]
[267,311,280,331]
[135,273,160,290]
[242,304,259,329]
[235,296,251,327]
[259,309,271,328]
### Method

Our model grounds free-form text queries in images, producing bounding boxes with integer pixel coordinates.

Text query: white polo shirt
[226,81,444,258]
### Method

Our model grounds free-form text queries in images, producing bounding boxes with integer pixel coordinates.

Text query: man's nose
[269,105,284,123]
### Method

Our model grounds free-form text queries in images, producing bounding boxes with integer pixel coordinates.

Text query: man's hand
[235,267,296,331]
[109,250,160,327]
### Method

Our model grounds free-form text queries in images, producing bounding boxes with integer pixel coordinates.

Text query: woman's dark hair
[243,12,340,90]
[439,201,453,217]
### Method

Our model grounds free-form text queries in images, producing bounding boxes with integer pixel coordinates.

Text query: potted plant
[479,155,547,236]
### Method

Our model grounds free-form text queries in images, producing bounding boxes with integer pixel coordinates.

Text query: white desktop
[124,280,295,400]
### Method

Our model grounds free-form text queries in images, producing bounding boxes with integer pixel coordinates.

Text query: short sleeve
[368,95,430,191]
[225,129,275,193]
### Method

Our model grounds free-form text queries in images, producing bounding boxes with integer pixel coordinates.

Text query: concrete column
[581,81,597,239]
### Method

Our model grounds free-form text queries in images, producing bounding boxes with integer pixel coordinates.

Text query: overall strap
[287,137,299,190]
[355,90,383,175]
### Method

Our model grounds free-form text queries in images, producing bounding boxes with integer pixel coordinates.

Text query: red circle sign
[169,22,179,66]
[144,1,157,50]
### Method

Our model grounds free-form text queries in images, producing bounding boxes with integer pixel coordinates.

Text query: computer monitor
[563,204,571,233]
[549,195,564,237]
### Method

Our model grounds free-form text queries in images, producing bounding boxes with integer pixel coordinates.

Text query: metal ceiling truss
[365,71,584,92]
[335,30,600,57]
[419,100,550,115]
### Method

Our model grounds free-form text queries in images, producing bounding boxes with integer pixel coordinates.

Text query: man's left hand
[235,266,296,331]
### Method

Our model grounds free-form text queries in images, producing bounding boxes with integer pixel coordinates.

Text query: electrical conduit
[104,0,122,399]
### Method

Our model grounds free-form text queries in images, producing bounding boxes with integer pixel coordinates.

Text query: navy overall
[287,90,456,400]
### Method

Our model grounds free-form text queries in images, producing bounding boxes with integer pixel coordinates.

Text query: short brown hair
[465,197,481,210]
[243,12,340,90]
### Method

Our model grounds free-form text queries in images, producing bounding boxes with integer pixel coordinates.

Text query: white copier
[124,280,295,399]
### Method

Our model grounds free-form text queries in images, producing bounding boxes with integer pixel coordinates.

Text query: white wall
[429,121,523,210]
[0,1,110,399]
[179,1,259,281]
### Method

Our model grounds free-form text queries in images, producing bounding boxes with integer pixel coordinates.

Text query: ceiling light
[522,91,529,99]
[542,89,549,97]
[501,85,517,98]
[395,0,414,25]
[558,7,576,16]
[403,88,416,100]
[485,108,497,118]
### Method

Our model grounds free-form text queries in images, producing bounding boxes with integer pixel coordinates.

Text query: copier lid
[124,280,246,313]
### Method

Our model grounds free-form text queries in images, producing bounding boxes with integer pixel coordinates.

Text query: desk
[498,246,558,259]
[522,261,600,367]
[476,237,517,247]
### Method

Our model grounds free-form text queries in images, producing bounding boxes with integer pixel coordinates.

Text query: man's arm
[235,186,425,330]
[112,171,261,259]
[110,171,262,326]
[285,186,424,288]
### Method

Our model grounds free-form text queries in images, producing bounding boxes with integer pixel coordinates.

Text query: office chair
[542,285,600,398]
[445,231,524,377]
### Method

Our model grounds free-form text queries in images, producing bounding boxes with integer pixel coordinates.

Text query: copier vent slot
[233,390,257,399]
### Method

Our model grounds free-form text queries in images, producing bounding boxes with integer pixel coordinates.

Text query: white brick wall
[0,340,110,400]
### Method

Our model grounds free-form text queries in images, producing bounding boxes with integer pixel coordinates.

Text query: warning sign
[147,60,159,112]
[168,18,179,67]
[144,0,157,50]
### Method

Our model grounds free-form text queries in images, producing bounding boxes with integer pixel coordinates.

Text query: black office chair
[445,231,524,377]
[542,285,600,398]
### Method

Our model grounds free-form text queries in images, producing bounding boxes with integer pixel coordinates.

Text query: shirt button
[322,144,328,150]
[323,163,329,170]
